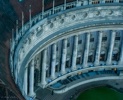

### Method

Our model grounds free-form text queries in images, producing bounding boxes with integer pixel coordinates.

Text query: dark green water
[77,87,123,100]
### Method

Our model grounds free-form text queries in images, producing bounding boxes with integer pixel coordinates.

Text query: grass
[77,86,123,100]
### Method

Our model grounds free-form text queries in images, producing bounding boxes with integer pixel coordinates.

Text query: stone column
[15,59,20,84]
[101,0,105,3]
[51,43,56,79]
[82,33,90,68]
[10,44,14,75]
[106,31,116,65]
[83,0,88,5]
[71,35,78,71]
[40,49,47,88]
[64,0,66,10]
[115,0,119,3]
[76,0,78,4]
[24,67,28,95]
[119,34,123,65]
[29,59,35,96]
[94,32,103,66]
[76,0,81,7]
[61,39,67,74]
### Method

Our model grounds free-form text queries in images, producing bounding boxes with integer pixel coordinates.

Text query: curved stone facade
[10,0,123,99]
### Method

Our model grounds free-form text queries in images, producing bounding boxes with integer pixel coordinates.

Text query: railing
[49,70,118,89]
[14,0,122,44]
[9,0,123,82]
[8,1,123,96]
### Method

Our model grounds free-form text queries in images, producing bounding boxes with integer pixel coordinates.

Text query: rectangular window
[67,43,70,47]
[78,40,82,44]
[102,37,107,42]
[114,42,119,47]
[88,55,94,62]
[100,54,106,61]
[66,60,70,68]
[76,57,81,64]
[56,46,58,51]
[55,65,59,72]
[90,38,94,42]
[115,37,120,40]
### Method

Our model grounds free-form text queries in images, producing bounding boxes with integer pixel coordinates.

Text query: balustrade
[13,0,121,45]
[9,0,123,94]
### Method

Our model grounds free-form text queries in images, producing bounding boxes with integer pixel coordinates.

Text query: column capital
[111,30,116,33]
[30,58,34,66]
[99,31,103,34]
[75,35,78,37]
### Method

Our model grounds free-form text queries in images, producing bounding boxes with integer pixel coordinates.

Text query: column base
[23,90,28,96]
[29,92,35,97]
[82,63,88,68]
[118,61,123,65]
[61,71,66,75]
[106,61,111,65]
[51,76,56,80]
[39,82,47,88]
[71,67,76,71]
[94,62,99,67]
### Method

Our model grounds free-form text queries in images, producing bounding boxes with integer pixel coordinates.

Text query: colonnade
[23,59,35,96]
[94,32,103,66]
[61,39,67,74]
[82,33,90,68]
[23,30,122,94]
[106,31,116,65]
[119,34,123,64]
[71,35,78,71]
